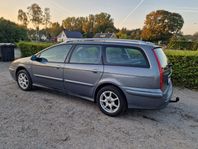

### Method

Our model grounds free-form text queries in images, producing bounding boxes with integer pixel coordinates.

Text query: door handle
[92,69,99,73]
[55,65,62,69]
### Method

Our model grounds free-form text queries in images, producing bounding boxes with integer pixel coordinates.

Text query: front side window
[39,44,72,63]
[105,46,149,67]
[70,45,102,64]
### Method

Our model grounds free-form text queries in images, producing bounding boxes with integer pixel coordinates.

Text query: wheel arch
[15,66,28,78]
[94,83,128,108]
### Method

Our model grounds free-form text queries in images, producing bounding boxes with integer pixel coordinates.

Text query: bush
[17,42,54,57]
[167,40,198,50]
[165,50,198,89]
[0,18,28,43]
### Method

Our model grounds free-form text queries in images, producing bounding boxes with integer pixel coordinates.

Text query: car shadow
[34,86,96,106]
[31,87,198,125]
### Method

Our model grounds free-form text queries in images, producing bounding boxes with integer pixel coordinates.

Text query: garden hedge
[165,50,198,89]
[17,42,54,57]
[167,41,198,51]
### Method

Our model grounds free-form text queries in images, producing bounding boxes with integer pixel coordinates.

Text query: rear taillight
[153,49,164,90]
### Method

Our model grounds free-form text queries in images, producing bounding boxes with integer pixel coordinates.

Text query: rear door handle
[92,69,99,73]
[55,65,62,69]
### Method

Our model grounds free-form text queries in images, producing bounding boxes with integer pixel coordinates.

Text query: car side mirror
[31,55,37,61]
[31,55,48,63]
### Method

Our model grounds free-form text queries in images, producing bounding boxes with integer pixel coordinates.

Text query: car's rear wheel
[97,86,127,116]
[17,70,32,91]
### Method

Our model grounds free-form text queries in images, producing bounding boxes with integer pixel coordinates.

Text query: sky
[0,0,198,35]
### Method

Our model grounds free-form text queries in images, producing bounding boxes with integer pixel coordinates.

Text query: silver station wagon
[9,39,178,116]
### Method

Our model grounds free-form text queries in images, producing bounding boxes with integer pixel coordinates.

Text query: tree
[27,3,43,41]
[62,12,115,35]
[18,9,29,27]
[0,17,28,42]
[94,12,115,33]
[116,28,131,39]
[141,10,184,42]
[43,8,51,29]
[48,22,63,38]
[192,32,198,41]
[131,29,142,40]
[82,14,95,34]
[43,8,51,38]
[62,17,85,32]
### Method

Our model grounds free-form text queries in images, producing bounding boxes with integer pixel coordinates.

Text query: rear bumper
[122,81,173,109]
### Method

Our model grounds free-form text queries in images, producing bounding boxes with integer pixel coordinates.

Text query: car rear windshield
[153,48,168,68]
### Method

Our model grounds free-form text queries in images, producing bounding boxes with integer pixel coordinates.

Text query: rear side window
[70,45,102,64]
[105,46,149,68]
[153,48,168,68]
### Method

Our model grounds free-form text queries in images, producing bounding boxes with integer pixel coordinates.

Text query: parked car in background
[9,39,177,116]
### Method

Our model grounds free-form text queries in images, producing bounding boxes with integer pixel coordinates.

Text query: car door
[31,44,72,90]
[64,44,103,99]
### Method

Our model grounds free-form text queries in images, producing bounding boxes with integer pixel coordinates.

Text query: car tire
[17,69,32,91]
[97,86,127,117]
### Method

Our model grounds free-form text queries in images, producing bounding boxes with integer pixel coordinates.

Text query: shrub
[0,18,28,43]
[165,50,198,89]
[167,40,198,50]
[17,42,54,57]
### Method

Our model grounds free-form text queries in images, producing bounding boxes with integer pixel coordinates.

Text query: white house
[57,30,83,42]
[94,33,117,38]
[41,34,47,41]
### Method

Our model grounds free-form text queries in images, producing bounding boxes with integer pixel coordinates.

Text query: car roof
[59,38,158,48]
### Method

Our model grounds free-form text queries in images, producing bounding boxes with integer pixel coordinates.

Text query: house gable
[64,30,83,38]
[94,33,117,38]
[57,30,83,42]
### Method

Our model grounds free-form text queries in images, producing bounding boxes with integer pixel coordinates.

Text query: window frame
[36,44,73,63]
[68,44,103,65]
[103,45,150,68]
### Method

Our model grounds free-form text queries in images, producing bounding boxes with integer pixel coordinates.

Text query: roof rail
[64,38,150,45]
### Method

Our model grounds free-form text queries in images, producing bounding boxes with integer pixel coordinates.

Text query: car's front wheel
[97,86,127,116]
[17,69,32,91]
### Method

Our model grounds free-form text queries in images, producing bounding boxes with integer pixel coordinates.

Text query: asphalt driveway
[0,62,198,149]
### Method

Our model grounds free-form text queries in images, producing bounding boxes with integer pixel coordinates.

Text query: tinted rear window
[105,46,149,68]
[70,45,101,64]
[154,48,168,68]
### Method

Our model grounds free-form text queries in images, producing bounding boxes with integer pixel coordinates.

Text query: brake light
[153,49,164,90]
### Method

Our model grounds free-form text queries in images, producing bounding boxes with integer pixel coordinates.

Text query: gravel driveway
[0,62,198,149]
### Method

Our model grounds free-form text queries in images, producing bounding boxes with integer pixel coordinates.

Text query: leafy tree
[62,12,115,35]
[43,8,51,38]
[18,9,29,27]
[48,22,63,38]
[192,32,198,41]
[141,10,184,42]
[116,28,131,39]
[82,14,95,34]
[27,3,43,41]
[43,8,51,29]
[131,29,142,40]
[62,17,85,32]
[0,17,28,42]
[94,12,115,33]
[27,3,43,29]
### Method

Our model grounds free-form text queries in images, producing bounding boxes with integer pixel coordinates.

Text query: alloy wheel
[99,91,120,114]
[18,72,29,90]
